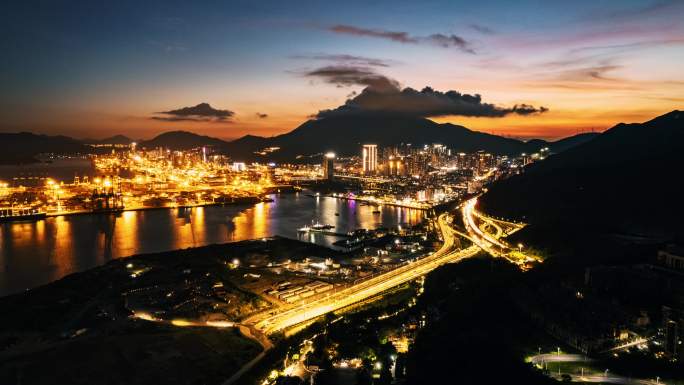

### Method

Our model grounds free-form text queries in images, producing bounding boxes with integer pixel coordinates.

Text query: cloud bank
[152,103,234,122]
[305,65,548,119]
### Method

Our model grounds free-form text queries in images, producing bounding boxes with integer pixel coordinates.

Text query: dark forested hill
[479,110,684,256]
[0,132,94,164]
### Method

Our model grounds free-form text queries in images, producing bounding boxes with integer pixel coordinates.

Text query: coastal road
[247,213,478,334]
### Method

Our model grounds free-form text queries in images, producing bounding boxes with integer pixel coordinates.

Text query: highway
[246,213,479,334]
[461,197,534,266]
[227,204,523,384]
[247,199,526,334]
[462,198,509,251]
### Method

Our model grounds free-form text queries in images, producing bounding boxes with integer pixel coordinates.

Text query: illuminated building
[386,156,406,176]
[322,152,335,180]
[362,144,378,174]
[232,162,246,172]
[477,151,494,174]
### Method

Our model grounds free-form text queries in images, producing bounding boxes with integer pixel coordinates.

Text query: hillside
[0,132,94,164]
[546,132,598,153]
[479,110,684,257]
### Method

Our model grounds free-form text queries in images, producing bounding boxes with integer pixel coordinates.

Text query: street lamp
[518,243,524,253]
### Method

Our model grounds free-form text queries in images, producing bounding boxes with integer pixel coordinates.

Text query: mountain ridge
[223,115,597,161]
[478,110,684,257]
[0,117,600,163]
[0,132,94,164]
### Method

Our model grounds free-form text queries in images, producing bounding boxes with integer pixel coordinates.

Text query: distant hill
[82,134,133,145]
[0,132,94,164]
[139,131,229,150]
[224,115,592,162]
[0,119,598,165]
[479,110,684,256]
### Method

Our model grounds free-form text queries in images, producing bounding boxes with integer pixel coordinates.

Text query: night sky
[1,0,682,140]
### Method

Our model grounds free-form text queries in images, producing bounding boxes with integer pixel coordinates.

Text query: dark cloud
[256,112,268,119]
[291,53,393,67]
[328,24,475,54]
[469,24,496,35]
[315,80,548,119]
[329,25,416,43]
[424,34,475,53]
[152,102,234,122]
[303,65,400,91]
[554,64,622,82]
[304,65,546,118]
[509,104,549,115]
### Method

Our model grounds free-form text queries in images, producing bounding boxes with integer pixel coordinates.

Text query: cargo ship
[0,207,47,222]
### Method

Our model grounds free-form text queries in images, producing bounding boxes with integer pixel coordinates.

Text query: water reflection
[0,193,424,295]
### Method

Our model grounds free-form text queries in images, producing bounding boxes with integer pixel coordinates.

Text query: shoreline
[41,196,267,219]
[0,191,428,296]
[0,235,337,300]
[328,194,431,210]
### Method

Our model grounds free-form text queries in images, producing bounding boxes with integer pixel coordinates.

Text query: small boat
[297,221,335,233]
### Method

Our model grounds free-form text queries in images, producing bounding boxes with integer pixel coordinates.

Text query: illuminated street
[246,213,479,334]
[461,196,538,267]
[243,197,531,336]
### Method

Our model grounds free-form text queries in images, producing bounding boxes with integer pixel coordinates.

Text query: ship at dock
[0,207,47,222]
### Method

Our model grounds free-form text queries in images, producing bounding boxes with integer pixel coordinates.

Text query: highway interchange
[243,196,522,335]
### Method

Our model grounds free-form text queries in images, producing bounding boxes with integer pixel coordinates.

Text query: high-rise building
[323,152,335,180]
[666,320,679,356]
[362,144,378,174]
[385,156,406,176]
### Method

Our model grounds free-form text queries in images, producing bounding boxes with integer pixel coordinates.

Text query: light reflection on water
[0,193,423,296]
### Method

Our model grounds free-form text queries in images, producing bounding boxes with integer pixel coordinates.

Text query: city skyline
[2,0,683,140]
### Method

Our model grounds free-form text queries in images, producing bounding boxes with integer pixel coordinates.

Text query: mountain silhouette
[224,115,596,161]
[0,132,94,164]
[0,117,597,163]
[479,110,684,255]
[139,131,229,150]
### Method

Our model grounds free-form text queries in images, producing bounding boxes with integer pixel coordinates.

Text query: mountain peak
[140,130,228,150]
